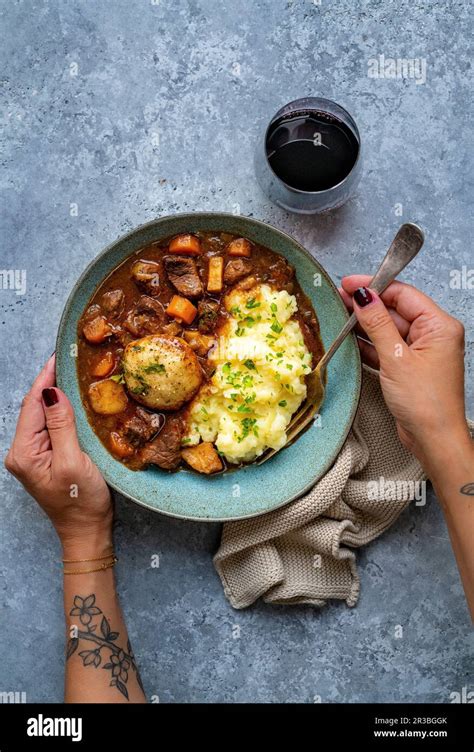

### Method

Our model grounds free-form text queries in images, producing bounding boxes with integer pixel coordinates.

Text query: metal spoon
[257,222,425,465]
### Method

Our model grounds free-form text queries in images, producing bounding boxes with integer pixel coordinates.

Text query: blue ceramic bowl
[56,213,361,521]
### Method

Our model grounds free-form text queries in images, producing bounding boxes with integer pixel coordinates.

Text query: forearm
[423,428,474,620]
[62,532,146,703]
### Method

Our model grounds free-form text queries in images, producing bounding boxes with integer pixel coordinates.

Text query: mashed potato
[184,284,312,463]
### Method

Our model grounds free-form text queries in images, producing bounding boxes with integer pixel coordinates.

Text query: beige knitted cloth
[214,367,427,609]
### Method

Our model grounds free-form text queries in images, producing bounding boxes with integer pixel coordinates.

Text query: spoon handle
[318,222,425,372]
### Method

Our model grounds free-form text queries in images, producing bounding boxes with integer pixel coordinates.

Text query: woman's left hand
[4,355,113,554]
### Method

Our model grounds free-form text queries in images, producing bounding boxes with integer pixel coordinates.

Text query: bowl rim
[56,212,362,522]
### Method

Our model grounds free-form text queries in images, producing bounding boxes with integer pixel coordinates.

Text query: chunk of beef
[164,255,203,298]
[161,321,183,338]
[84,304,102,320]
[223,258,253,285]
[123,295,166,337]
[236,275,257,291]
[197,299,219,334]
[131,260,161,295]
[123,407,164,447]
[198,356,216,380]
[266,256,295,288]
[300,305,318,329]
[101,289,124,317]
[112,328,134,348]
[135,296,165,317]
[138,414,185,470]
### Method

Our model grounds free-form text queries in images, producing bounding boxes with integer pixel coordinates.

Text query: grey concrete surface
[1,0,472,703]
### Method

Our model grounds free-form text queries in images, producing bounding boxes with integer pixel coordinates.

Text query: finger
[13,355,56,447]
[357,337,380,369]
[42,387,82,466]
[338,287,353,311]
[352,287,407,361]
[339,287,410,339]
[342,276,443,323]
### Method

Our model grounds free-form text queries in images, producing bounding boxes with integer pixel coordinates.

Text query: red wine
[266,110,359,192]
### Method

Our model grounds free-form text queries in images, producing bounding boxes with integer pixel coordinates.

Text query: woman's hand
[4,355,113,556]
[339,276,471,474]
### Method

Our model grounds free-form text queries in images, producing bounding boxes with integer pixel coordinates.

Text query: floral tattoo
[67,594,143,700]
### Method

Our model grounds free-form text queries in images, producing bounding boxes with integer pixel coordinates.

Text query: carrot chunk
[110,432,135,458]
[166,295,197,325]
[227,238,252,257]
[91,351,115,378]
[207,256,224,293]
[169,234,201,256]
[83,316,112,344]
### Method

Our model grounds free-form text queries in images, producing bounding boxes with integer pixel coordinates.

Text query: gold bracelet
[63,557,118,575]
[62,550,115,564]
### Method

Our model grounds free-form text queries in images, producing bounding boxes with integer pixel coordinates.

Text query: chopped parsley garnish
[244,359,256,370]
[278,400,287,407]
[130,384,148,396]
[270,302,278,313]
[270,321,283,334]
[237,404,252,413]
[237,417,258,442]
[143,363,166,374]
[224,368,242,388]
[245,297,260,309]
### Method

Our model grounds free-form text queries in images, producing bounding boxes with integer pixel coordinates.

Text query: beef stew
[77,231,324,473]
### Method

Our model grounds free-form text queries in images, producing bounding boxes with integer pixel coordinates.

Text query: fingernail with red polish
[42,388,58,407]
[353,287,373,307]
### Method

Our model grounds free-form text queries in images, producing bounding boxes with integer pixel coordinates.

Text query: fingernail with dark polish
[42,388,58,407]
[353,287,373,307]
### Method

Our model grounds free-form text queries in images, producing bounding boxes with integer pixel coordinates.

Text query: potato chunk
[181,442,223,474]
[183,330,216,357]
[207,256,224,293]
[88,379,128,415]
